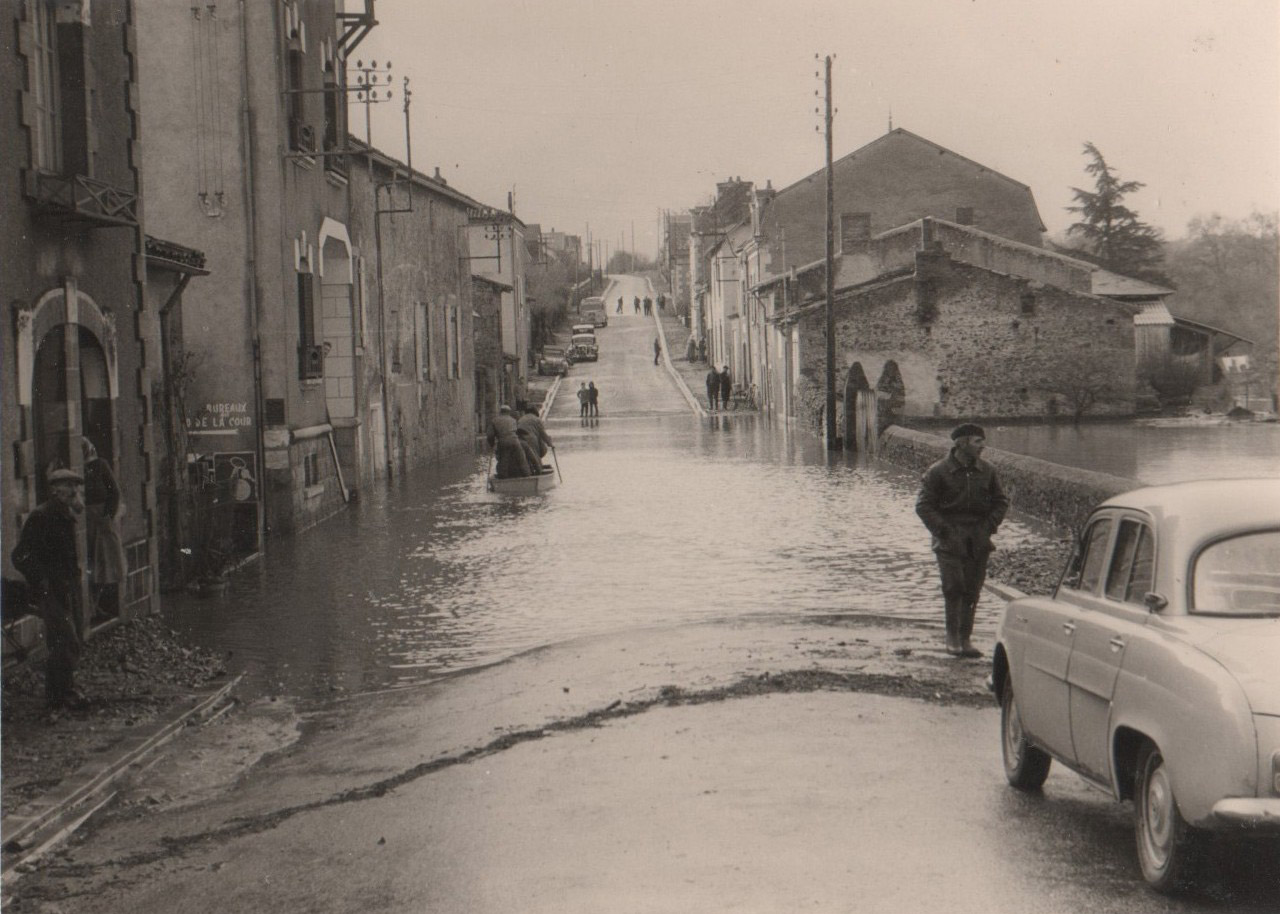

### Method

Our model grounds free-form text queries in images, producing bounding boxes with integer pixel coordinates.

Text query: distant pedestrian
[705,366,720,411]
[915,423,1009,658]
[658,294,666,312]
[577,382,589,417]
[698,338,707,362]
[643,296,652,315]
[685,337,697,361]
[653,335,662,365]
[633,296,640,314]
[588,381,599,416]
[487,405,532,479]
[718,365,732,410]
[11,468,86,711]
[616,296,623,314]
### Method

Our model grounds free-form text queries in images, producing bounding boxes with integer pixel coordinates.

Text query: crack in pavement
[27,668,991,886]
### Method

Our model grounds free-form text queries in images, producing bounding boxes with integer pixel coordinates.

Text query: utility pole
[819,53,839,450]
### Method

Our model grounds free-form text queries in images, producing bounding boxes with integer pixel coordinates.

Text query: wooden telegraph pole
[820,54,839,450]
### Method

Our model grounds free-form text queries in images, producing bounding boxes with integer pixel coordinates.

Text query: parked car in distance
[579,296,607,327]
[571,324,597,338]
[569,333,598,362]
[536,346,571,376]
[990,478,1280,893]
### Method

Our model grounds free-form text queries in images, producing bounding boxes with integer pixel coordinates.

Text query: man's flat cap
[950,423,985,440]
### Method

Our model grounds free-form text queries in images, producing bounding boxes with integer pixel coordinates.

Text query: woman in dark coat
[82,437,125,618]
[486,406,532,478]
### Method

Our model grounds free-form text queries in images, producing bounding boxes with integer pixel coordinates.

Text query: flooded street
[163,279,1053,702]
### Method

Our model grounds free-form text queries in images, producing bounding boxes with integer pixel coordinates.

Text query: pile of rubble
[1,615,227,809]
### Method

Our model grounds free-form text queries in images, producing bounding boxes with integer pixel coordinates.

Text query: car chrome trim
[1211,798,1280,827]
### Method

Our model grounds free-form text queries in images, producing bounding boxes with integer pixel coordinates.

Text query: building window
[415,300,432,381]
[321,38,344,174]
[30,1,62,171]
[283,3,312,153]
[448,300,461,378]
[298,272,323,379]
[303,451,319,487]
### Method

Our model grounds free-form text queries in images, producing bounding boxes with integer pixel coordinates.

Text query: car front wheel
[1134,744,1202,892]
[1001,681,1051,789]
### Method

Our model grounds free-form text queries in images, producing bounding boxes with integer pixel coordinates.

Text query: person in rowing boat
[517,403,553,472]
[487,405,532,478]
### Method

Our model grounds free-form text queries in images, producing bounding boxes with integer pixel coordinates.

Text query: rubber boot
[958,601,982,658]
[944,599,962,655]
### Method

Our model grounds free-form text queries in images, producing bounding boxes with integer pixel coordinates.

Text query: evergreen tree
[1066,142,1168,283]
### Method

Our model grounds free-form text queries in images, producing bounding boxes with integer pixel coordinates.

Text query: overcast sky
[355,0,1279,258]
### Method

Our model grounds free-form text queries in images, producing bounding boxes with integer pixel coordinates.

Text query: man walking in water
[577,382,589,417]
[705,365,720,411]
[915,423,1009,658]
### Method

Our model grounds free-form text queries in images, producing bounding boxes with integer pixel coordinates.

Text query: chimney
[840,212,871,253]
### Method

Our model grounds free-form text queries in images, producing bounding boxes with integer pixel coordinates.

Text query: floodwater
[164,414,1049,701]
[988,420,1280,483]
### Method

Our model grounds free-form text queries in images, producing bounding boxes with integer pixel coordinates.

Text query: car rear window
[1192,530,1280,616]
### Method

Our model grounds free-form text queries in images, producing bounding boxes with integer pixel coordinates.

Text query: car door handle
[1062,622,1076,636]
[1109,637,1125,653]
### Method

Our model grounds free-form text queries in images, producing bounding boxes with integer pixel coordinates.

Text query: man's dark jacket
[11,500,80,597]
[915,451,1010,556]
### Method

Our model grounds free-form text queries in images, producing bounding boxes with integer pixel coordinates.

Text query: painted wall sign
[188,400,254,435]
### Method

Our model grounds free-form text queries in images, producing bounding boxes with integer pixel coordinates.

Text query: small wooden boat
[487,468,559,495]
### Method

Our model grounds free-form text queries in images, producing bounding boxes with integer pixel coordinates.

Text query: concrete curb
[984,580,1029,604]
[540,374,563,418]
[646,277,705,418]
[0,673,243,878]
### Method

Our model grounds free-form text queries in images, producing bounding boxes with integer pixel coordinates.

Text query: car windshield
[1191,529,1280,617]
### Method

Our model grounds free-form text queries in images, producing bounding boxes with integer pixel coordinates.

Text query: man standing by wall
[915,424,1009,658]
[11,469,87,711]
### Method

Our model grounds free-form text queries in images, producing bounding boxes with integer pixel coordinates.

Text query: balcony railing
[26,170,139,228]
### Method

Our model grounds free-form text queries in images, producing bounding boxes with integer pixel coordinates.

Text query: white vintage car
[991,478,1280,893]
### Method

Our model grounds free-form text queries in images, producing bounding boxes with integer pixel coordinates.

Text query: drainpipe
[374,171,393,478]
[240,0,268,549]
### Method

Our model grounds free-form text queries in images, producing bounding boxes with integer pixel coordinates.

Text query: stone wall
[793,257,1138,425]
[880,426,1138,532]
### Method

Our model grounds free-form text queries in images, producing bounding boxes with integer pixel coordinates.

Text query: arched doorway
[19,285,121,627]
[842,363,876,453]
[876,360,906,435]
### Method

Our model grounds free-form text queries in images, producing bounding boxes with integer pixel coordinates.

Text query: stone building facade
[3,0,159,626]
[775,219,1145,432]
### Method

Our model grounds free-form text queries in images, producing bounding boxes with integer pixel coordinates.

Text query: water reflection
[989,421,1280,483]
[164,415,1047,700]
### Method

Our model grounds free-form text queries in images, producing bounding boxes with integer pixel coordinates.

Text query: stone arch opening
[842,363,872,451]
[19,286,118,506]
[876,360,906,434]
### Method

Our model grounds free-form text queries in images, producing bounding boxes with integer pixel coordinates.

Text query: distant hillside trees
[1063,142,1168,284]
[1164,211,1278,351]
